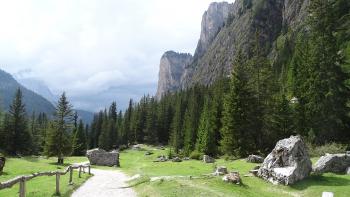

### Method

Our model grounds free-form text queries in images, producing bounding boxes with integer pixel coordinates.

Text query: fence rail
[0,163,91,197]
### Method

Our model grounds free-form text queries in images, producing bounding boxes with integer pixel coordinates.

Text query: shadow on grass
[291,174,350,190]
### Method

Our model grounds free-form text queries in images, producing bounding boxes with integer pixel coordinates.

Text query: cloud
[0,0,235,111]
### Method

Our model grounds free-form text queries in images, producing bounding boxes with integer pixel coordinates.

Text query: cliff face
[156,0,308,98]
[155,51,193,99]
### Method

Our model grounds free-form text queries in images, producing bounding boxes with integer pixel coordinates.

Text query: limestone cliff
[155,51,193,99]
[156,0,308,97]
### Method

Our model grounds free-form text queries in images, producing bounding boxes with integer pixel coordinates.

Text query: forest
[0,0,349,162]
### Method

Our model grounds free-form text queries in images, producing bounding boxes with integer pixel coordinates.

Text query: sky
[0,0,234,112]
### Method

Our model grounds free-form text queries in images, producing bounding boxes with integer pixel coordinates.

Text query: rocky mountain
[155,51,193,99]
[0,69,55,115]
[0,69,94,123]
[156,0,309,98]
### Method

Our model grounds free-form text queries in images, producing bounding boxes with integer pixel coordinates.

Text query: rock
[172,157,182,162]
[183,157,190,161]
[145,151,153,156]
[154,155,168,162]
[246,155,264,163]
[203,155,215,163]
[249,170,259,176]
[132,144,142,150]
[322,192,334,197]
[86,148,120,167]
[214,166,228,176]
[313,153,350,174]
[346,167,350,175]
[155,51,193,99]
[0,156,5,174]
[222,172,241,185]
[257,135,312,185]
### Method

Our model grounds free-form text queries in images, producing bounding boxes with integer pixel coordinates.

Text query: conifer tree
[169,97,184,154]
[72,120,87,156]
[196,99,217,156]
[45,92,74,164]
[7,88,32,155]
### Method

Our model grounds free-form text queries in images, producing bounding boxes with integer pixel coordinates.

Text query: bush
[307,142,347,157]
[119,145,128,151]
[189,150,202,160]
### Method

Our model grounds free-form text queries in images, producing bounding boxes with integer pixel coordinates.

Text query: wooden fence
[0,163,91,197]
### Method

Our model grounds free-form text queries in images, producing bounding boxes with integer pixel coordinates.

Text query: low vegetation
[117,146,350,197]
[0,156,90,197]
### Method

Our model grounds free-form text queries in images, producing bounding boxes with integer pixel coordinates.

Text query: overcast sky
[0,0,234,111]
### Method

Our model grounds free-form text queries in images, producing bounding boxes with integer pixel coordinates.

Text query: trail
[71,168,136,197]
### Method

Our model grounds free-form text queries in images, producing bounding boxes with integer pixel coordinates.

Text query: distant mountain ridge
[0,69,94,123]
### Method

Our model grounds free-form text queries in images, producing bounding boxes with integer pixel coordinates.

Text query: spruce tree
[45,92,74,164]
[169,97,184,154]
[7,88,32,155]
[72,120,87,156]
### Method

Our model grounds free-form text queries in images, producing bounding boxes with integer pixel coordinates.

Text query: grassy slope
[0,156,90,197]
[118,146,350,197]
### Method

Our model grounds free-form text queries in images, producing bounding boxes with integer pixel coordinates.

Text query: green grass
[0,156,91,197]
[118,145,350,197]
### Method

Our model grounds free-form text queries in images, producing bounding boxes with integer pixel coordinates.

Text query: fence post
[69,166,73,185]
[19,176,26,197]
[78,166,82,178]
[55,172,60,195]
[88,165,91,175]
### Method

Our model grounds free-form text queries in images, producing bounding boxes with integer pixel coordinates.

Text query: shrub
[189,150,202,160]
[119,145,128,151]
[307,142,347,157]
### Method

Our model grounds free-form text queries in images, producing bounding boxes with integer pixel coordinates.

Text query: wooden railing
[0,163,91,197]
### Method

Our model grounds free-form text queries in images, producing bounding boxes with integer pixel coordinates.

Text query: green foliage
[189,150,202,160]
[44,93,74,164]
[307,142,347,157]
[72,120,87,156]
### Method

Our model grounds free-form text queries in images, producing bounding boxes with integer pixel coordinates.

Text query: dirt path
[71,168,136,197]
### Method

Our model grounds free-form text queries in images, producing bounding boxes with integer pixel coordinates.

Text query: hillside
[156,0,309,97]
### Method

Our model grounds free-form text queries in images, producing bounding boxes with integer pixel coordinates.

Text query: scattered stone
[346,151,350,155]
[183,157,190,161]
[132,144,142,150]
[322,192,334,197]
[257,135,312,185]
[313,153,350,174]
[144,151,153,156]
[0,156,5,174]
[172,157,182,162]
[203,155,215,163]
[214,166,228,176]
[246,155,264,163]
[249,170,259,176]
[222,172,241,185]
[86,148,120,167]
[244,174,254,177]
[154,155,168,162]
[346,167,350,175]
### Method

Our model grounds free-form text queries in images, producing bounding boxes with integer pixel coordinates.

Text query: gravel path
[71,168,136,197]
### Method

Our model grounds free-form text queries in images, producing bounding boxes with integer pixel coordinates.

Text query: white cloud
[0,0,235,111]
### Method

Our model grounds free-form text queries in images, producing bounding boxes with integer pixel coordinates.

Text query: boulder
[203,155,215,163]
[257,135,312,185]
[222,172,241,185]
[0,156,5,174]
[154,155,168,162]
[214,166,228,176]
[313,153,350,174]
[246,155,264,163]
[86,148,120,167]
[132,144,142,150]
[322,192,334,197]
[183,157,190,161]
[172,157,182,162]
[346,167,350,175]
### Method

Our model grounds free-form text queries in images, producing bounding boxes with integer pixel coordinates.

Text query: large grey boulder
[214,166,228,176]
[246,155,264,163]
[257,136,312,185]
[313,152,350,174]
[0,156,5,174]
[86,148,120,167]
